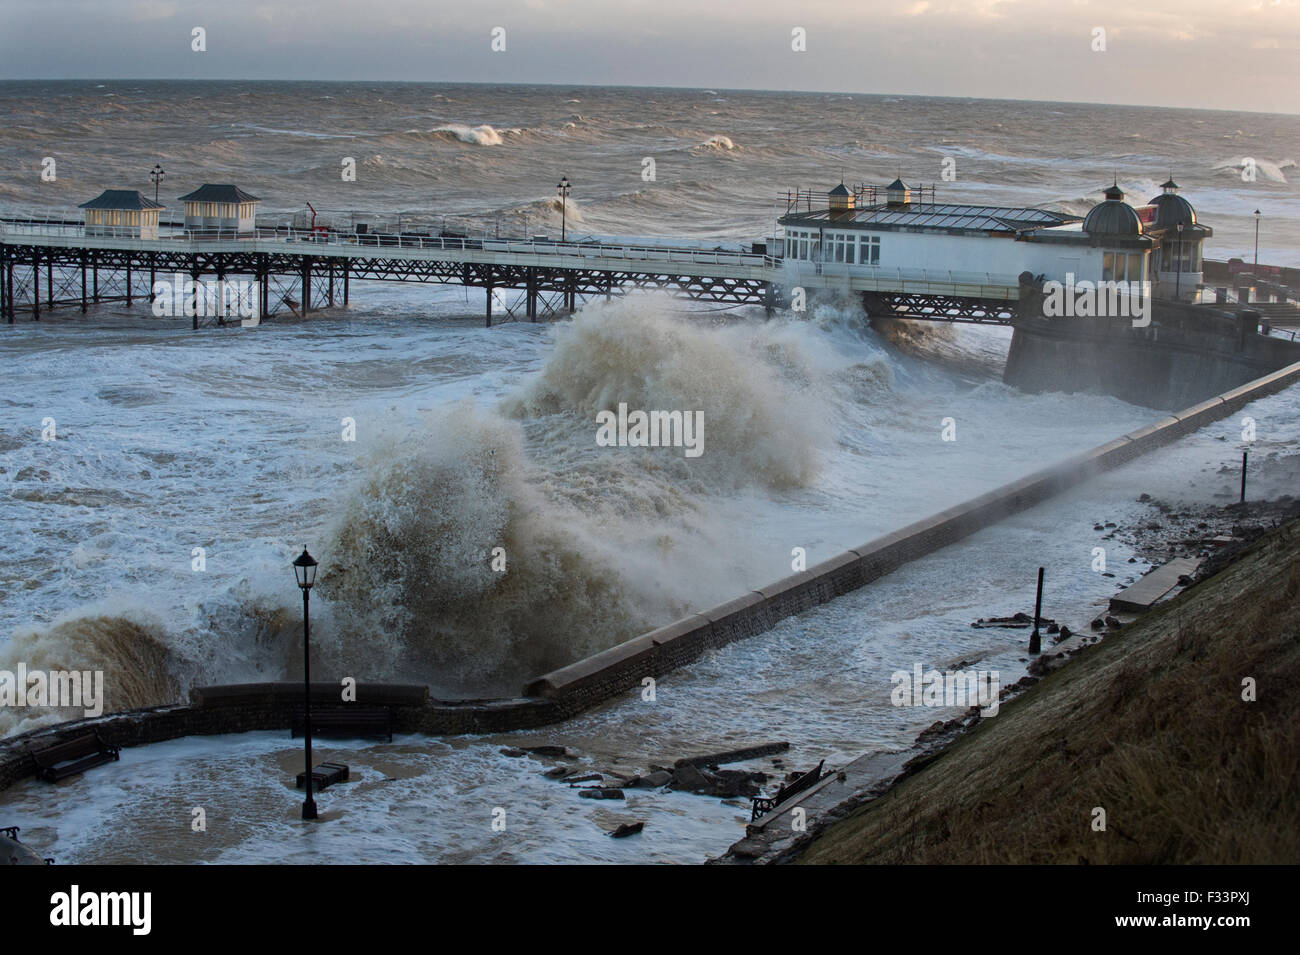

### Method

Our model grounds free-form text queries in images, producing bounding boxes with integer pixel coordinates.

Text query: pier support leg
[92,252,99,303]
[149,253,157,303]
[81,252,88,312]
[125,262,132,307]
[0,248,7,323]
[327,260,335,308]
[301,257,312,317]
[566,274,576,314]
[526,269,536,322]
[191,270,202,330]
[45,257,53,313]
[486,286,493,328]
[215,270,226,325]
[764,282,774,318]
[259,258,269,319]
[6,255,14,323]
[343,260,350,306]
[32,250,40,320]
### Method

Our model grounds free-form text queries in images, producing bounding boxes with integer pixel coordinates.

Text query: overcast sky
[1,0,1297,114]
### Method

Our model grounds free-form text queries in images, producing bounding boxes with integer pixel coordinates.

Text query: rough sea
[1,82,1297,862]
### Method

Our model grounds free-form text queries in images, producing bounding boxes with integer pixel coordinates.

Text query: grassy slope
[797,519,1300,865]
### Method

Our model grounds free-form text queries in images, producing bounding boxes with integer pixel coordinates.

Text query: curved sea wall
[4,359,1299,794]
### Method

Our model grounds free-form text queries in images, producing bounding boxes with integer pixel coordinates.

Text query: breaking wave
[0,608,182,737]
[502,296,833,490]
[315,401,666,695]
[431,123,506,145]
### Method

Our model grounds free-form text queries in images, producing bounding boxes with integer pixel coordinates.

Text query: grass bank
[796,517,1300,865]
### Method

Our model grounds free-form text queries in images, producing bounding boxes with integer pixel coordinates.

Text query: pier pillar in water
[0,246,8,322]
[91,251,99,303]
[301,256,312,317]
[45,256,53,313]
[486,285,494,328]
[31,249,40,320]
[526,268,537,321]
[5,254,13,323]
[125,261,132,307]
[258,254,269,318]
[80,251,87,312]
[215,269,226,324]
[342,260,350,306]
[149,252,157,303]
[327,259,335,308]
[191,268,202,330]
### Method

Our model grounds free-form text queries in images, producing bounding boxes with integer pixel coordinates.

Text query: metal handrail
[0,216,778,268]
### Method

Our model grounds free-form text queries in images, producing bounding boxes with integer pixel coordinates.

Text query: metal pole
[1028,567,1044,654]
[302,586,317,820]
[1254,212,1260,272]
[1241,451,1248,504]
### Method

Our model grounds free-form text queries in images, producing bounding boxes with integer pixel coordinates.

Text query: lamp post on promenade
[292,547,319,821]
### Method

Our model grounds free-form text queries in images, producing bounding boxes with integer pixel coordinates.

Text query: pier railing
[1,217,778,269]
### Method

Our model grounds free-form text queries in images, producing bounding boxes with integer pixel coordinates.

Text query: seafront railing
[0,216,779,269]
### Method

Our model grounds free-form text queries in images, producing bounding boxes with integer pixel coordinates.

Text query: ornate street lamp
[292,547,319,821]
[150,164,165,205]
[1254,209,1261,272]
[557,176,571,243]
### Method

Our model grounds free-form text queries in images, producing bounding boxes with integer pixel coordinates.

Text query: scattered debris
[522,745,567,758]
[971,613,1056,630]
[673,742,789,768]
[578,788,625,800]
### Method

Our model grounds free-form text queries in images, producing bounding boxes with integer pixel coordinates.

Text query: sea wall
[0,684,560,793]
[4,359,1300,795]
[523,358,1300,707]
[1004,294,1300,410]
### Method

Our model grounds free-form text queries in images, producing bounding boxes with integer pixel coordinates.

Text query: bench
[290,708,392,742]
[750,760,824,822]
[295,762,350,793]
[28,732,120,783]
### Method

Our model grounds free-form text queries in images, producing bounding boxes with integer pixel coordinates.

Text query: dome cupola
[1084,182,1143,236]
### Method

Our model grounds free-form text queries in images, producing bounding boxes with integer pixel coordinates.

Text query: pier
[0,218,779,327]
[0,211,1041,328]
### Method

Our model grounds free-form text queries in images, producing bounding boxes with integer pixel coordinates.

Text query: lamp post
[1175,222,1184,301]
[1254,209,1261,273]
[292,547,319,821]
[149,164,165,205]
[557,176,571,243]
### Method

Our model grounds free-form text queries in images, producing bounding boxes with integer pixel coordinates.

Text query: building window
[858,235,880,265]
